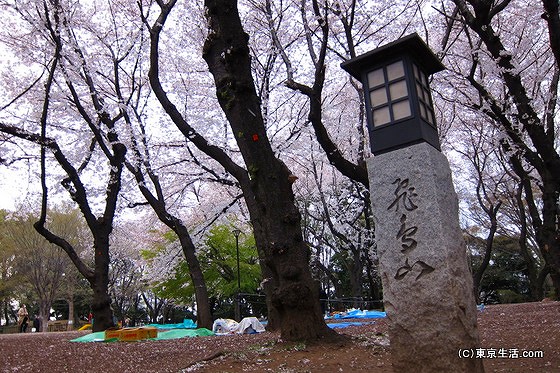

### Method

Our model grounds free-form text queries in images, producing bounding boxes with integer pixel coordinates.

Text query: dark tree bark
[542,0,560,68]
[508,154,558,298]
[471,216,499,303]
[37,139,122,333]
[202,0,337,342]
[514,182,546,300]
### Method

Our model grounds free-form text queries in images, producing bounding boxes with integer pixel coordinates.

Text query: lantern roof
[341,33,445,80]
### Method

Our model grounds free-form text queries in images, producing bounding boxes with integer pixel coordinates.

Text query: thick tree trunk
[513,156,560,299]
[248,178,333,340]
[33,217,115,332]
[260,265,280,331]
[39,301,50,332]
[548,272,560,299]
[203,0,336,341]
[90,234,114,332]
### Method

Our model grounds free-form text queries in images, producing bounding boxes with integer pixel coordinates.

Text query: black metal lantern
[341,33,445,155]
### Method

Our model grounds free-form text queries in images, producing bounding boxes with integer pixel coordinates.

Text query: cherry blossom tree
[142,0,340,340]
[0,0,215,330]
[438,0,560,296]
[0,0,132,331]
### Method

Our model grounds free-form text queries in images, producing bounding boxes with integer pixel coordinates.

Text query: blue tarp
[327,309,386,320]
[327,321,368,329]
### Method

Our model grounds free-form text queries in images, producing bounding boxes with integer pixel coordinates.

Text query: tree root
[183,350,225,370]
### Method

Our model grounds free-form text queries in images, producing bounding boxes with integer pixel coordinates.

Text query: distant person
[17,304,29,333]
[33,315,41,332]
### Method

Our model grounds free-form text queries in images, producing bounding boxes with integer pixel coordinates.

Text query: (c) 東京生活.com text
[458,348,544,359]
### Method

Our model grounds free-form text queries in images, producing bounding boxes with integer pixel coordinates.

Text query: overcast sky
[0,167,37,211]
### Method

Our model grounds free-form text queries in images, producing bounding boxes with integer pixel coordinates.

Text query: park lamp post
[341,33,444,155]
[232,228,242,322]
[341,34,484,373]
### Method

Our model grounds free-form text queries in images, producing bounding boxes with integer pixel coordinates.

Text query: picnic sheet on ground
[326,309,387,320]
[327,321,374,329]
[70,328,214,343]
[145,319,197,329]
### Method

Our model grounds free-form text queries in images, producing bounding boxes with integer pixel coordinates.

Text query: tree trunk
[349,249,364,308]
[539,178,560,299]
[39,300,50,332]
[175,226,213,329]
[513,156,560,299]
[67,293,75,331]
[90,234,114,332]
[515,184,545,301]
[260,265,281,331]
[127,156,213,330]
[536,266,550,300]
[472,213,499,304]
[203,0,337,341]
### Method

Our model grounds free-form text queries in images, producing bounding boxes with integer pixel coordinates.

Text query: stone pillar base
[368,142,484,372]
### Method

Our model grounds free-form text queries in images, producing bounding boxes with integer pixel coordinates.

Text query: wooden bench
[47,320,69,332]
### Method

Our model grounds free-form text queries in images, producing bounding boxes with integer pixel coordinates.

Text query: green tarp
[156,328,213,340]
[70,328,214,343]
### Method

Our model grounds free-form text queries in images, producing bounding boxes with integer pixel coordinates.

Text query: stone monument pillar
[340,33,484,372]
[368,142,484,372]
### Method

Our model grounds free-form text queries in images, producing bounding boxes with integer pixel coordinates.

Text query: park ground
[0,301,558,372]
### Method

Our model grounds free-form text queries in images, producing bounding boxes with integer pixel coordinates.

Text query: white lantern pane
[367,68,385,88]
[393,100,411,120]
[419,103,427,119]
[370,88,388,107]
[389,80,408,100]
[413,64,420,80]
[422,71,428,86]
[416,83,423,100]
[423,88,431,103]
[387,60,405,81]
[373,107,390,126]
